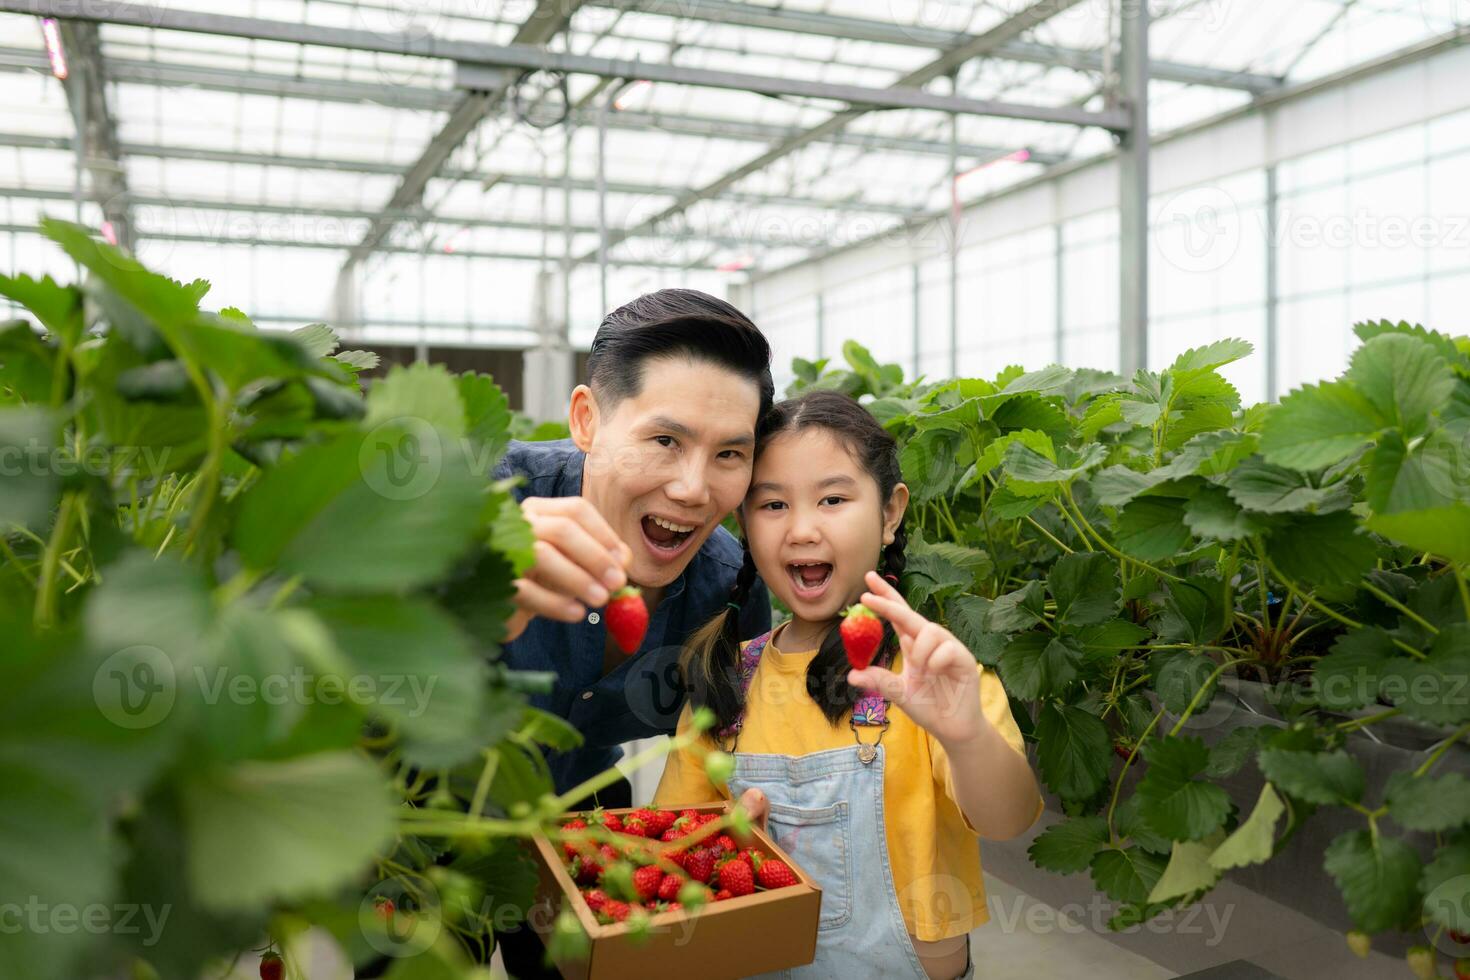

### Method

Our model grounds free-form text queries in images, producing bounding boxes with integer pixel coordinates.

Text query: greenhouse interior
[1,1,1469,979]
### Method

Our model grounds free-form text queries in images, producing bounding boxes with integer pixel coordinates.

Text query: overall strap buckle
[850,719,891,765]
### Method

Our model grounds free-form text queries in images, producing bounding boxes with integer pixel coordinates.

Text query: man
[492,288,773,977]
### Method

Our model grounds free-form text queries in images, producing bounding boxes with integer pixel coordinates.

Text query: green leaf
[1090,465,1163,507]
[903,551,978,608]
[1347,332,1458,437]
[291,322,340,358]
[1047,552,1120,627]
[0,321,55,404]
[987,580,1046,632]
[1209,783,1284,870]
[946,595,1006,666]
[181,752,396,913]
[1386,771,1470,833]
[234,424,483,592]
[1115,793,1173,854]
[335,349,380,371]
[1135,736,1231,840]
[1422,838,1470,933]
[1002,441,1107,495]
[0,272,84,342]
[1257,748,1365,805]
[1074,619,1151,660]
[1259,380,1384,471]
[1183,483,1266,542]
[1090,846,1166,905]
[1312,629,1392,711]
[1036,702,1111,802]
[999,633,1082,700]
[487,484,537,579]
[1378,653,1470,726]
[1170,339,1254,374]
[0,407,59,529]
[459,371,513,466]
[1152,651,1217,715]
[1225,457,1352,514]
[1323,829,1422,933]
[1028,815,1108,874]
[1115,496,1193,563]
[1267,511,1377,590]
[1155,575,1228,645]
[1367,506,1470,564]
[365,362,468,438]
[1147,832,1225,905]
[1205,726,1266,779]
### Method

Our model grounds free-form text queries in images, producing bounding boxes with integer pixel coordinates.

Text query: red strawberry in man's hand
[840,605,883,670]
[718,858,755,897]
[259,953,284,980]
[606,587,649,654]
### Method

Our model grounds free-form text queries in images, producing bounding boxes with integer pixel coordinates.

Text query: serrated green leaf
[999,633,1082,700]
[1048,551,1120,626]
[1036,702,1111,802]
[1152,651,1217,715]
[1312,629,1392,711]
[1323,829,1421,933]
[987,580,1046,632]
[1209,783,1284,870]
[365,362,468,438]
[1156,575,1228,645]
[1170,339,1254,374]
[1183,483,1266,541]
[291,322,340,358]
[1090,846,1166,905]
[1135,736,1231,840]
[1226,457,1353,514]
[1386,771,1470,833]
[1205,726,1265,778]
[1115,496,1193,562]
[1378,653,1470,726]
[1346,332,1458,437]
[0,407,59,529]
[1259,380,1384,470]
[1148,832,1225,905]
[1422,839,1470,932]
[1267,511,1377,590]
[0,272,84,343]
[1028,815,1108,874]
[1257,748,1365,805]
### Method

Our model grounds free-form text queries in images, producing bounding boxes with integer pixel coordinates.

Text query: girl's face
[743,428,908,624]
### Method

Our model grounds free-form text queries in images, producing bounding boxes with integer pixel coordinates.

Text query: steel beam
[53,20,133,250]
[1118,0,1149,377]
[0,2,1128,128]
[572,0,1093,268]
[589,0,1281,94]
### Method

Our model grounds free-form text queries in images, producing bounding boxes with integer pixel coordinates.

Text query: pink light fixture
[613,80,652,111]
[716,256,753,272]
[100,221,118,246]
[41,17,67,80]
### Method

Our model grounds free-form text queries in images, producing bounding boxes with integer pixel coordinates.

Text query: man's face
[574,356,762,589]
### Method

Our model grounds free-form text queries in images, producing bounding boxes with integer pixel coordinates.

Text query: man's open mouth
[640,513,699,560]
[786,560,834,600]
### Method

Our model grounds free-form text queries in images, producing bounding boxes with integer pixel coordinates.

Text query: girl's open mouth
[640,513,699,562]
[786,561,833,601]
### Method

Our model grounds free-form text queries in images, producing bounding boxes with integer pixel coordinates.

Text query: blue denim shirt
[493,439,771,793]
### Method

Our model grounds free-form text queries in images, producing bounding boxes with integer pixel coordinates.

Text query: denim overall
[718,632,975,980]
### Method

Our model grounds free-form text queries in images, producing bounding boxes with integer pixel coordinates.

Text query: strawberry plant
[0,220,702,978]
[797,330,1470,949]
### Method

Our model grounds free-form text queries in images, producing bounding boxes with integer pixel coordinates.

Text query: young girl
[655,390,1044,980]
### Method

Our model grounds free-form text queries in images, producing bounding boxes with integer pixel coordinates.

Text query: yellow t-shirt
[653,620,1042,940]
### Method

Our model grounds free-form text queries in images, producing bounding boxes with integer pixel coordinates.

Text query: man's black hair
[585,288,774,421]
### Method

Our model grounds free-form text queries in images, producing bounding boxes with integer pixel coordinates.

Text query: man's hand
[846,570,986,749]
[505,496,634,643]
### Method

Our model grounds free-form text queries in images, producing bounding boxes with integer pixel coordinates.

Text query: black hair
[682,389,909,735]
[585,288,774,423]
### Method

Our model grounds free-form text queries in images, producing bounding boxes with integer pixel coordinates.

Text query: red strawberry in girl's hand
[606,587,649,653]
[840,605,883,670]
[259,953,284,980]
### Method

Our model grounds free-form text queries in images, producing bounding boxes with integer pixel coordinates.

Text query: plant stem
[1362,580,1439,635]
[1265,558,1426,660]
[1454,564,1470,624]
[1169,658,1255,738]
[0,533,36,587]
[1414,721,1470,779]
[34,491,78,628]
[467,748,499,822]
[1061,486,1184,583]
[1334,708,1401,732]
[1022,514,1074,555]
[1053,498,1095,552]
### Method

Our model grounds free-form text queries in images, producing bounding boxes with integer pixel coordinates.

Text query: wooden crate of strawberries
[527,801,822,980]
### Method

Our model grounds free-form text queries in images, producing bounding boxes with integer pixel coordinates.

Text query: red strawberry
[259,953,284,980]
[1454,930,1470,944]
[582,888,608,912]
[664,901,682,911]
[754,855,798,890]
[561,817,588,858]
[658,873,683,901]
[715,834,737,854]
[679,809,700,821]
[606,587,649,654]
[1456,958,1470,980]
[718,858,755,897]
[588,808,623,835]
[633,865,665,902]
[685,848,718,884]
[571,852,603,885]
[600,899,631,923]
[373,896,394,920]
[648,809,677,836]
[698,812,721,825]
[736,847,758,865]
[622,816,649,838]
[839,605,883,670]
[714,888,733,901]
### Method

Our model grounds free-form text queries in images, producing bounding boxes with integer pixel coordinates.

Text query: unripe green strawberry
[1407,945,1437,980]
[606,587,648,654]
[705,750,735,786]
[839,605,883,670]
[1344,929,1370,958]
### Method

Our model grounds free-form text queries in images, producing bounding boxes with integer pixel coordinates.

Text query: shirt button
[587,612,600,624]
[581,690,594,700]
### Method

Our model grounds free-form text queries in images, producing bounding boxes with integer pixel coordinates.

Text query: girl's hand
[847,570,986,749]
